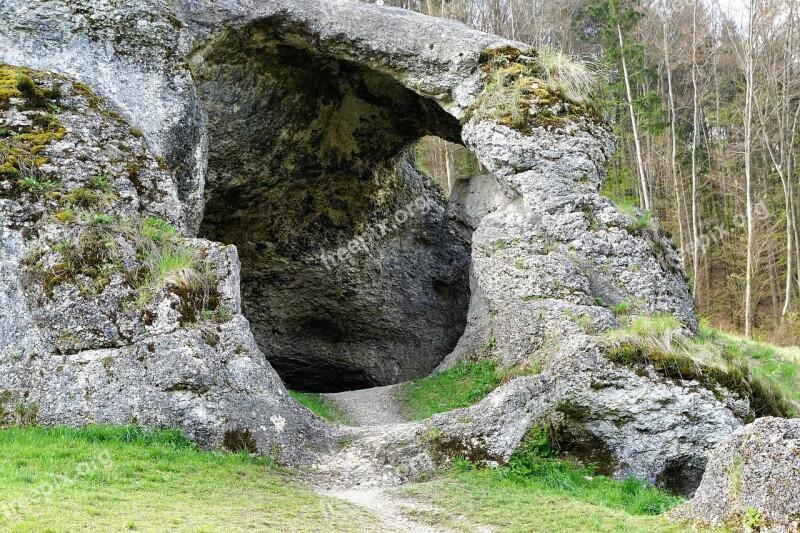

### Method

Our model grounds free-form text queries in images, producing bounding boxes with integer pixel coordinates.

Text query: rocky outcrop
[0,67,334,464]
[432,95,732,493]
[0,0,759,488]
[670,417,800,532]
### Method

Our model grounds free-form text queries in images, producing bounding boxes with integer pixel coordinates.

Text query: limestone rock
[0,0,753,488]
[0,68,333,464]
[670,417,800,532]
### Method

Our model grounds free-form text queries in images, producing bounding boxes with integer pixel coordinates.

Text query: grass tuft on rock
[467,45,603,133]
[602,315,799,418]
[26,214,221,324]
[15,74,48,108]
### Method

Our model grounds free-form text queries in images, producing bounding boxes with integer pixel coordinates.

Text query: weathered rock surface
[0,68,334,464]
[430,108,735,494]
[670,417,800,532]
[0,0,760,489]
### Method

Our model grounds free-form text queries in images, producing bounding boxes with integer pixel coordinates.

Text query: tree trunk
[617,22,650,211]
[691,0,702,301]
[744,0,757,339]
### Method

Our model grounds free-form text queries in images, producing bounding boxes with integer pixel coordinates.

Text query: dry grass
[468,45,602,133]
[27,213,219,322]
[539,50,605,103]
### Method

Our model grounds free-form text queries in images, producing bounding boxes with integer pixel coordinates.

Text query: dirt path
[321,383,408,426]
[321,487,492,533]
[316,385,494,531]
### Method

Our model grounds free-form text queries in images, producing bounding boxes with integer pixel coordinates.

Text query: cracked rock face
[0,68,332,464]
[0,0,754,487]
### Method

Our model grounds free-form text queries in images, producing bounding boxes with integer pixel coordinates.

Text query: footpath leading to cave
[318,383,493,532]
[321,383,409,426]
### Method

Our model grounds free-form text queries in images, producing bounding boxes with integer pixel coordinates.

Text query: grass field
[0,425,692,532]
[709,326,800,411]
[0,426,379,532]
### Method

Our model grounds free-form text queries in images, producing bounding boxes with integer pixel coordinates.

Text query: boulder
[0,67,334,464]
[671,417,800,532]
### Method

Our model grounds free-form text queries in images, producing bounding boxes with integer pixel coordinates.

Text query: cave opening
[192,21,477,392]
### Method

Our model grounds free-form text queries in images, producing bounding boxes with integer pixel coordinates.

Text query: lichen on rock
[670,417,800,532]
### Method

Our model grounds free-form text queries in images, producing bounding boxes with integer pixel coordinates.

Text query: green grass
[398,467,685,532]
[401,361,502,420]
[0,426,380,532]
[287,391,354,425]
[397,427,685,532]
[140,216,180,244]
[701,324,800,414]
[18,176,59,194]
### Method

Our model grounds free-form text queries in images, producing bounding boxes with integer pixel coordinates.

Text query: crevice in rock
[192,20,474,392]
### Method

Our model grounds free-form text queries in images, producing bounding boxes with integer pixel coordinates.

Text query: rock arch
[191,22,472,391]
[0,0,752,491]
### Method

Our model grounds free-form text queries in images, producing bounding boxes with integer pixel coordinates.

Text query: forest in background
[404,0,800,345]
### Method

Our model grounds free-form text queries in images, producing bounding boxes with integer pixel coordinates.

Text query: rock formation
[0,0,774,492]
[671,417,800,531]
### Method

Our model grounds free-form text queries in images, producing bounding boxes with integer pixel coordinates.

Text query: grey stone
[670,417,800,532]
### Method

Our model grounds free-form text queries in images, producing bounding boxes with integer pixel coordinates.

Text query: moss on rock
[467,45,602,133]
[0,65,66,187]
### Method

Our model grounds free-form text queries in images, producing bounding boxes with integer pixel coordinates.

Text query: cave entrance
[192,21,476,392]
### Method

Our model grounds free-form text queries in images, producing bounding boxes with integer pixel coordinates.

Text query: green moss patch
[0,65,66,187]
[466,46,602,133]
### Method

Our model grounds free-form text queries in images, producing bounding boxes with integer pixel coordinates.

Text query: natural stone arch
[0,0,763,493]
[190,21,474,391]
